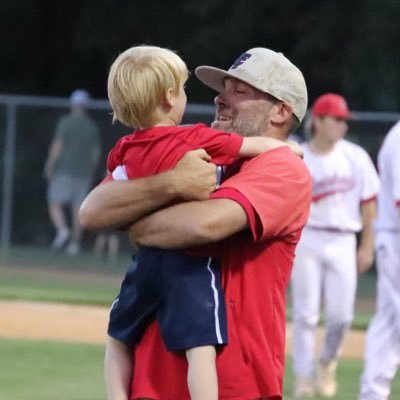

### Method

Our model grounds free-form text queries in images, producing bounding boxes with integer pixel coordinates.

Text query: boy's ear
[164,87,175,108]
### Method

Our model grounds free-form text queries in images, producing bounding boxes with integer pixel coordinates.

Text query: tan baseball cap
[195,47,308,122]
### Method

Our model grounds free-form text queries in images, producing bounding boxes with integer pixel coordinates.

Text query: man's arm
[79,149,217,231]
[43,137,63,180]
[130,198,249,248]
[357,200,377,274]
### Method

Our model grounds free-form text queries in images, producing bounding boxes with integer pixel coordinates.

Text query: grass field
[1,246,397,399]
[0,246,126,305]
[0,338,105,400]
[1,337,398,399]
[0,246,377,329]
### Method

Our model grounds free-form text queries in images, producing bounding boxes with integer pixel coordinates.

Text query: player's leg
[66,203,83,255]
[319,232,357,397]
[66,177,91,255]
[47,174,70,248]
[94,233,107,256]
[186,345,218,400]
[107,233,120,263]
[359,232,400,400]
[104,336,132,400]
[291,229,324,396]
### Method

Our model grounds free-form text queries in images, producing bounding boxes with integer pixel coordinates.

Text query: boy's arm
[239,137,302,158]
[43,137,63,180]
[79,149,217,231]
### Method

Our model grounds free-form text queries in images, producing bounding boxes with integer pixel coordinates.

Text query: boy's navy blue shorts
[108,247,228,352]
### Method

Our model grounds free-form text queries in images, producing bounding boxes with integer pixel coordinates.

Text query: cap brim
[195,66,255,93]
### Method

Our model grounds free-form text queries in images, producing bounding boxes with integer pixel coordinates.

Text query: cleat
[317,359,338,397]
[294,376,316,398]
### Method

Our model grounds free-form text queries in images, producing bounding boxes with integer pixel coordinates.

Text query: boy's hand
[173,149,217,201]
[287,140,304,159]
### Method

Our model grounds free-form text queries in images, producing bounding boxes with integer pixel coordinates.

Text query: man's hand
[357,246,374,274]
[173,149,217,201]
[287,140,304,159]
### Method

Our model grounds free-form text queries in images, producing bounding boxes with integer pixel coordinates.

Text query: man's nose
[214,93,226,106]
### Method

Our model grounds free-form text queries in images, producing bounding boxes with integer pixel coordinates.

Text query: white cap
[195,47,308,122]
[70,89,90,106]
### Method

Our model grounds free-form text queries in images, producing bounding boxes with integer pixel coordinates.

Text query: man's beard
[212,103,272,137]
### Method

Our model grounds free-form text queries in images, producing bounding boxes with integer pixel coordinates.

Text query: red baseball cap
[311,93,351,119]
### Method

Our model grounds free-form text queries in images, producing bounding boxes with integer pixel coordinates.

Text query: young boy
[105,45,299,400]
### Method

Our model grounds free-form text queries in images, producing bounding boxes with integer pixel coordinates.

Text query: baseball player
[359,121,400,400]
[291,93,380,398]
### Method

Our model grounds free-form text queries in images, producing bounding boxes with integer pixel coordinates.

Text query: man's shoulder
[245,146,310,176]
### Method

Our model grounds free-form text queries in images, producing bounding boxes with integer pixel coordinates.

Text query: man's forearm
[359,201,377,252]
[130,198,248,248]
[79,170,181,231]
[357,200,377,273]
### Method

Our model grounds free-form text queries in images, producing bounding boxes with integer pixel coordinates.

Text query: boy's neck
[153,115,179,127]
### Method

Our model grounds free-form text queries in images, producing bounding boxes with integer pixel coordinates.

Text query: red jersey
[107,123,243,178]
[130,147,312,400]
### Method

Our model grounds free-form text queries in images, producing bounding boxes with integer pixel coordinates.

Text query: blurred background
[0,0,400,399]
[1,0,400,252]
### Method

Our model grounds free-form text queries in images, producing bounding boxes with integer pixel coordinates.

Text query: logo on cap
[231,53,251,69]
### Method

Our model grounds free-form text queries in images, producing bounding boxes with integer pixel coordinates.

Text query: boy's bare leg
[104,336,132,400]
[186,345,218,400]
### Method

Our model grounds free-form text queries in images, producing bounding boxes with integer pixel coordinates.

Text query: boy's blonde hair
[108,45,189,128]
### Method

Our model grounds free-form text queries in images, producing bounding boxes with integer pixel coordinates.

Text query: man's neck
[309,136,336,154]
[261,126,287,141]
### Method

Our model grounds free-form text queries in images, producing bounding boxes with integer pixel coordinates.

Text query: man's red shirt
[130,147,312,400]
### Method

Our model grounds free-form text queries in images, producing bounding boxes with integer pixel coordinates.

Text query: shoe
[65,242,80,256]
[51,228,69,249]
[317,359,338,397]
[294,376,316,398]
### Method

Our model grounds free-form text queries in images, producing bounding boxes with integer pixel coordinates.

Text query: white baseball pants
[291,228,357,378]
[359,231,400,400]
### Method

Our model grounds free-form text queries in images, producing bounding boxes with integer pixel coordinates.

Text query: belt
[376,228,400,234]
[306,226,355,234]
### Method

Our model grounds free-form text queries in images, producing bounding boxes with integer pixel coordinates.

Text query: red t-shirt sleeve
[186,124,244,165]
[107,135,129,173]
[210,187,261,241]
[211,147,312,242]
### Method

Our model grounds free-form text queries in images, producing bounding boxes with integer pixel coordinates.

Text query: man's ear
[271,102,293,124]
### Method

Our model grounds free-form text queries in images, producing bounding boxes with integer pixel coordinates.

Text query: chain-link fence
[1,94,399,252]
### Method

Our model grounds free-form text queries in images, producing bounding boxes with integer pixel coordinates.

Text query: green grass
[0,246,379,328]
[0,245,129,305]
[1,337,399,400]
[0,266,121,305]
[0,338,105,400]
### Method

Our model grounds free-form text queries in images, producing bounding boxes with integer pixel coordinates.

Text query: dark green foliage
[1,0,400,109]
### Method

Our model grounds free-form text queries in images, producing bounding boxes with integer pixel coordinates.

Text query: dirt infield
[0,300,366,359]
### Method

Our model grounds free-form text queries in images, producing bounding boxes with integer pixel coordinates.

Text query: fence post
[1,103,17,251]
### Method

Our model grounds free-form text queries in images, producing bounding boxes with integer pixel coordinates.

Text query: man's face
[211,78,275,137]
[314,116,348,143]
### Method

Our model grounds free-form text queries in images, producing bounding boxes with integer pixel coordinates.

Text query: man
[359,121,400,400]
[44,89,100,255]
[290,93,379,398]
[80,47,312,399]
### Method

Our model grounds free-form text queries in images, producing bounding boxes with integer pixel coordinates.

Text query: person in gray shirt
[44,89,100,255]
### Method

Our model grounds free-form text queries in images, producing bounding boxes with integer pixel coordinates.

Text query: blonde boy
[104,45,296,400]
